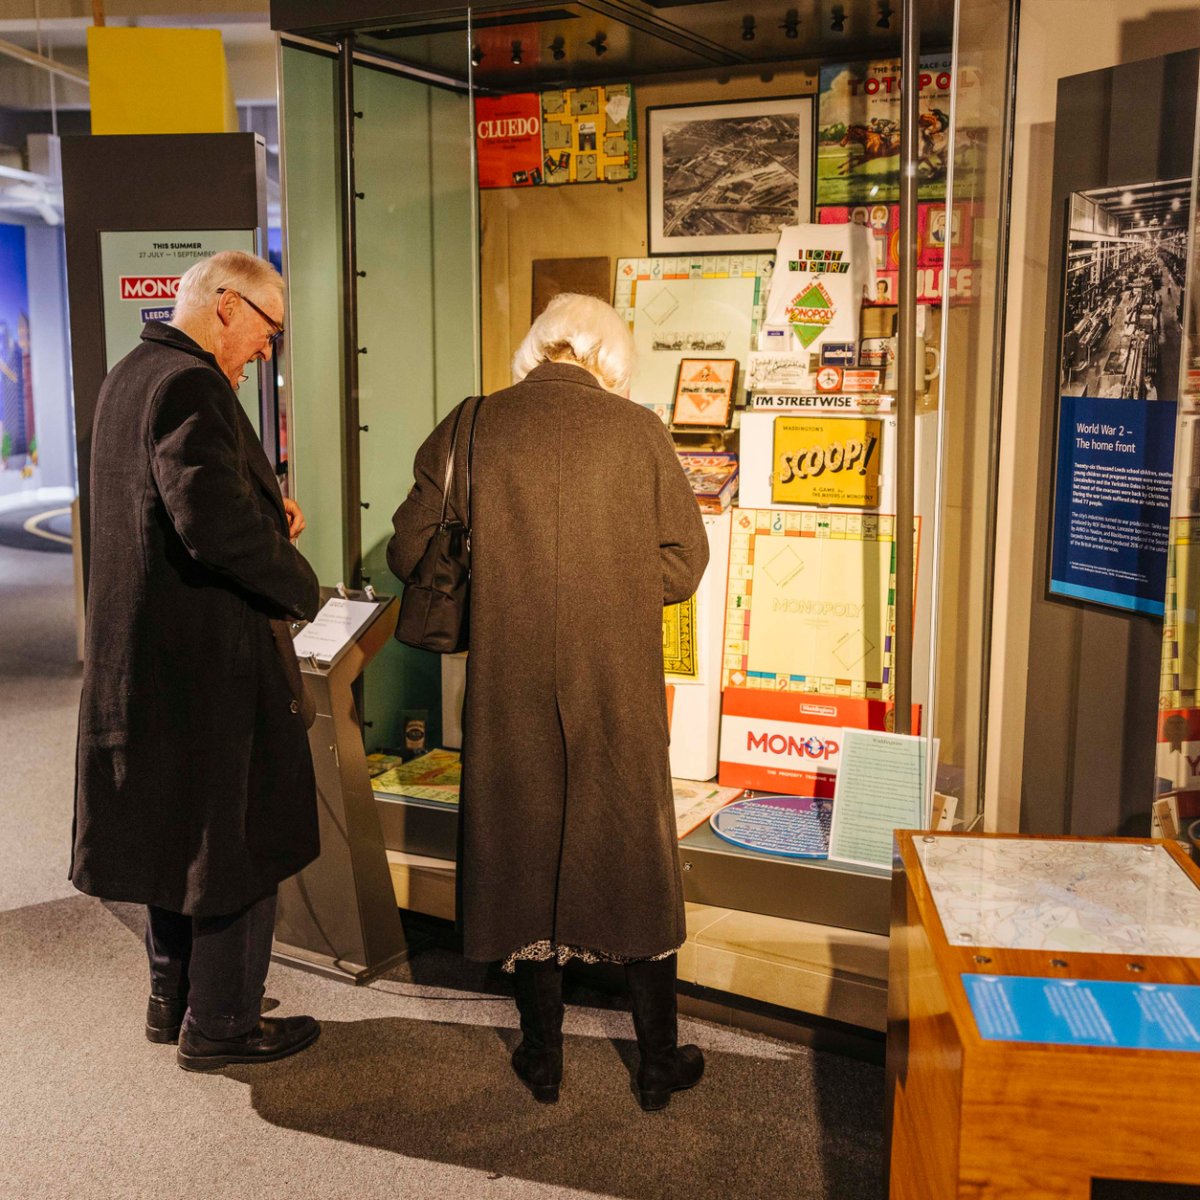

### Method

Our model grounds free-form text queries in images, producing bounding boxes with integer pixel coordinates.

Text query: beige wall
[985,0,1200,830]
[479,68,817,392]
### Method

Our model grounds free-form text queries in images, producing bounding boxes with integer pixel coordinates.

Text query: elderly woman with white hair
[388,293,709,1111]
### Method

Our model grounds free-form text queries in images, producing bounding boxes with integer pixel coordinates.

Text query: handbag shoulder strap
[437,403,467,526]
[464,395,485,530]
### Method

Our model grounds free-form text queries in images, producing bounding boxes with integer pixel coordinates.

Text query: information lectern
[888,830,1200,1199]
[272,586,416,982]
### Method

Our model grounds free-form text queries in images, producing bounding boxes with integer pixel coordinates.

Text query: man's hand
[283,498,306,543]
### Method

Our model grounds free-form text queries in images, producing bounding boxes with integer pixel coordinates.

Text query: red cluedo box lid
[476,93,543,189]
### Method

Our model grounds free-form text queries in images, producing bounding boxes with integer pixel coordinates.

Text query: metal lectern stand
[273,587,421,983]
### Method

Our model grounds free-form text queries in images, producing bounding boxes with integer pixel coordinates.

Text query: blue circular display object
[710,795,833,859]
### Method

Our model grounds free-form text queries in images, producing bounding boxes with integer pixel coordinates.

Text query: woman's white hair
[512,292,635,396]
[174,250,283,321]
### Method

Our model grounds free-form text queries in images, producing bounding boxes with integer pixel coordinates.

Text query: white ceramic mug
[859,337,939,390]
[915,337,941,389]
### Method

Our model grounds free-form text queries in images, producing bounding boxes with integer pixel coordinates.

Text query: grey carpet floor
[0,541,82,912]
[0,540,885,1200]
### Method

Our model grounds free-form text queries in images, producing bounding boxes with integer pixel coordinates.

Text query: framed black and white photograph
[647,96,814,255]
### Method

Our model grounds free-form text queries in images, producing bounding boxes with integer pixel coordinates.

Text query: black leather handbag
[395,396,484,654]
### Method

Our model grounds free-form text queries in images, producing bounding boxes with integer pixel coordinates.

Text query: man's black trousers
[144,890,278,1039]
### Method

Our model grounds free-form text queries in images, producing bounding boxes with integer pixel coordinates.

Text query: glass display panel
[464,5,999,894]
[277,2,1021,927]
[280,44,344,586]
[921,0,1016,833]
[354,64,477,753]
[1004,9,1200,841]
[1155,66,1200,847]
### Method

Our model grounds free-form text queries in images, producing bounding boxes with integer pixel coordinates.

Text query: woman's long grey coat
[388,361,709,963]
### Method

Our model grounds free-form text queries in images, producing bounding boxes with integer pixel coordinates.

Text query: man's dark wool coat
[388,361,709,964]
[71,322,321,918]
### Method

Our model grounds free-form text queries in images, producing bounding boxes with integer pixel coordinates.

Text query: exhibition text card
[1049,394,1175,616]
[827,729,932,868]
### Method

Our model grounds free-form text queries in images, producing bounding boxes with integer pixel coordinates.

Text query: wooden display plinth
[888,831,1200,1200]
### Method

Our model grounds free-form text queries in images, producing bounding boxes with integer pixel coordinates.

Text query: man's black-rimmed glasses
[216,287,285,347]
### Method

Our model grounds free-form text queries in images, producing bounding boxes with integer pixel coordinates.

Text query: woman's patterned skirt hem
[501,939,683,974]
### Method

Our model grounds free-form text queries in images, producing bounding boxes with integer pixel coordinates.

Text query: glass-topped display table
[888,831,1200,1200]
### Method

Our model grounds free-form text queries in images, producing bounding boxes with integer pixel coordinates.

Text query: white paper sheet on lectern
[291,598,377,664]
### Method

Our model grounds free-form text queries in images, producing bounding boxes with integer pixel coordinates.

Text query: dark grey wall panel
[62,133,267,580]
[1021,51,1198,837]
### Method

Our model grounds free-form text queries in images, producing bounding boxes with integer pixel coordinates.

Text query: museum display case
[270,0,1017,941]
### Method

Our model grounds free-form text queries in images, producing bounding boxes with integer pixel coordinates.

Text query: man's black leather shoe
[176,1015,320,1072]
[145,994,187,1044]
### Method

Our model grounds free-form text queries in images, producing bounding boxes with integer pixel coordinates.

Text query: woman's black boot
[511,958,564,1103]
[624,953,704,1112]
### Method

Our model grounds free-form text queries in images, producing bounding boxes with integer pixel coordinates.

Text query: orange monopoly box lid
[476,93,543,188]
[718,687,920,797]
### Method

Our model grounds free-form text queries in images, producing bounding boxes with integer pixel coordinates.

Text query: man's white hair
[512,292,635,396]
[174,250,283,321]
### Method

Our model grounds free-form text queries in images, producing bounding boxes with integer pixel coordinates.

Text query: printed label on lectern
[292,598,378,665]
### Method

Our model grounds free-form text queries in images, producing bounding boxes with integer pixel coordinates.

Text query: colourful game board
[614,254,774,422]
[723,509,898,699]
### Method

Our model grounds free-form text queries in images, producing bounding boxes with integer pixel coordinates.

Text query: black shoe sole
[636,1072,704,1112]
[637,1082,692,1112]
[146,1025,182,1045]
[511,1054,562,1103]
[176,1024,320,1072]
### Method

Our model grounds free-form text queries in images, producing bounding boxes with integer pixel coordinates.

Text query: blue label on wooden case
[963,974,1200,1052]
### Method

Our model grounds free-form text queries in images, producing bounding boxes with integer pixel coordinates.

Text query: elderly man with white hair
[72,250,322,1072]
[388,293,710,1111]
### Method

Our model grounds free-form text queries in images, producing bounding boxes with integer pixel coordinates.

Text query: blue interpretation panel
[962,974,1200,1053]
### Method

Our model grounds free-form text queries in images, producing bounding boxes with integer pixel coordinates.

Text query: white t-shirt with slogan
[763,223,873,357]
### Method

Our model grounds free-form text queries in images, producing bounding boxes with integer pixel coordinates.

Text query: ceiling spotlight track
[564,0,741,68]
